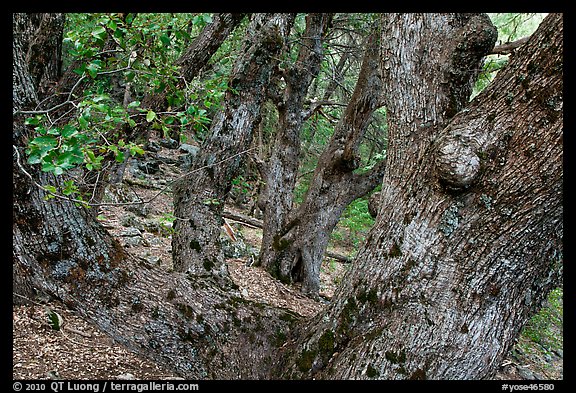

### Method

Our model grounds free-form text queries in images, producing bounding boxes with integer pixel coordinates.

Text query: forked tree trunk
[13,13,562,381]
[257,13,333,282]
[259,29,386,297]
[171,13,295,281]
[275,13,562,380]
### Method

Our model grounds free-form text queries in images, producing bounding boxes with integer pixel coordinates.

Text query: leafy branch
[14,144,257,209]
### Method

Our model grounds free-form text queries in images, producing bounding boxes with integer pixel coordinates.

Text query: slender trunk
[172,13,295,281]
[269,160,386,296]
[258,13,333,273]
[261,28,386,297]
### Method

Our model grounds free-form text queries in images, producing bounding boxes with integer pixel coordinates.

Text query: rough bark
[13,13,562,381]
[223,209,352,263]
[171,13,295,281]
[259,28,386,298]
[257,13,333,277]
[276,13,562,380]
[12,12,126,305]
[13,13,298,379]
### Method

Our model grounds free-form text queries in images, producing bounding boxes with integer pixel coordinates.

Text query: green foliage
[520,287,563,353]
[25,122,87,175]
[45,308,64,331]
[158,213,177,235]
[331,198,375,249]
[231,175,253,197]
[25,104,144,201]
[25,13,233,202]
[203,198,221,206]
[488,13,547,43]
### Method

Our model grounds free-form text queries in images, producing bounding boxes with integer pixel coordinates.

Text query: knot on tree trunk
[434,133,481,191]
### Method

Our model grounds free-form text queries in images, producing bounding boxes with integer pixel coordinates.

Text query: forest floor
[12,140,563,380]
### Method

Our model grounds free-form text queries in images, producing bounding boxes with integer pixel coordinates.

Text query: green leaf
[73,64,86,75]
[86,62,101,78]
[31,136,58,147]
[125,70,136,82]
[44,185,57,194]
[92,94,109,103]
[160,34,171,46]
[27,154,42,165]
[127,100,141,109]
[115,150,125,163]
[62,180,78,196]
[91,26,107,41]
[57,151,84,168]
[24,117,40,126]
[46,308,64,330]
[60,124,78,138]
[146,111,157,122]
[107,19,118,31]
[129,144,144,156]
[179,115,189,126]
[41,162,56,173]
[43,184,57,200]
[78,116,89,129]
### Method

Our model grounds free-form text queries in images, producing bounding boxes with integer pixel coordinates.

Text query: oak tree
[13,12,562,380]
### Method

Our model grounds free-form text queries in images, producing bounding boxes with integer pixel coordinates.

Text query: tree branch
[13,144,257,208]
[490,36,530,55]
[222,209,353,263]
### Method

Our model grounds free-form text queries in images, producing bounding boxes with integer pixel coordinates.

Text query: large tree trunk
[12,12,127,304]
[14,12,562,381]
[171,13,295,281]
[259,28,386,298]
[13,13,297,379]
[275,13,562,380]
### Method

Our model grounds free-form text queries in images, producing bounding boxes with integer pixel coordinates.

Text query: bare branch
[490,36,530,55]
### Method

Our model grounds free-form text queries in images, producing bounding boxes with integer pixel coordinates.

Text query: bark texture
[257,13,334,284]
[172,13,295,281]
[13,13,562,381]
[13,13,297,379]
[276,13,561,380]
